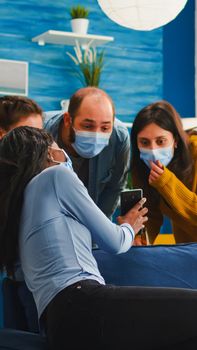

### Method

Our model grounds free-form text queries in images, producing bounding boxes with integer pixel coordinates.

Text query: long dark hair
[0,126,53,276]
[131,100,194,202]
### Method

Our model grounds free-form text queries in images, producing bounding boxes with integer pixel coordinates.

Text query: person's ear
[47,148,54,163]
[174,138,178,149]
[0,128,6,139]
[63,112,72,128]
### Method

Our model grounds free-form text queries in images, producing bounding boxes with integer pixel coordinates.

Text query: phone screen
[120,189,143,216]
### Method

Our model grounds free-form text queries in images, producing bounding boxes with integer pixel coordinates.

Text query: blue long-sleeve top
[19,165,134,319]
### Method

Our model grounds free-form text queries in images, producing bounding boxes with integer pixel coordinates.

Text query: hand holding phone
[120,189,143,216]
[118,189,148,236]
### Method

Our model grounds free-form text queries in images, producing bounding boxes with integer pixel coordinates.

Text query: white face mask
[139,144,174,168]
[72,129,111,158]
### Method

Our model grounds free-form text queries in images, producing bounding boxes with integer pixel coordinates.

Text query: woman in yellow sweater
[130,100,197,244]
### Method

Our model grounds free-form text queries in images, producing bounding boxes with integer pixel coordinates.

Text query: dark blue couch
[94,243,197,288]
[1,243,197,349]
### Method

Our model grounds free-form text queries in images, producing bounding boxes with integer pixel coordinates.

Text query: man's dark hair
[0,95,43,131]
[0,126,53,276]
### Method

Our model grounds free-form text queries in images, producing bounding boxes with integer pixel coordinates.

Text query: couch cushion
[93,243,197,288]
[0,329,48,350]
[2,278,39,333]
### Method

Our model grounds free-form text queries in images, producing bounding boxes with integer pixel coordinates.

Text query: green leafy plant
[70,5,89,19]
[66,40,105,87]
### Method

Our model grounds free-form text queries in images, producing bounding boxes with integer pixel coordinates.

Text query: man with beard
[44,87,130,219]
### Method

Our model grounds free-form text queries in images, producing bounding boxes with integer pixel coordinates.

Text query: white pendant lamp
[97,0,188,31]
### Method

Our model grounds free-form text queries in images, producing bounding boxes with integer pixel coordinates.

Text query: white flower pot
[71,18,89,35]
[60,99,70,111]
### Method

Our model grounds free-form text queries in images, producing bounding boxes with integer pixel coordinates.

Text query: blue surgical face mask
[139,144,174,168]
[50,147,73,170]
[61,149,73,170]
[72,129,111,158]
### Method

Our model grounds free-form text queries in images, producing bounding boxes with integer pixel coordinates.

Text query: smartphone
[120,189,143,216]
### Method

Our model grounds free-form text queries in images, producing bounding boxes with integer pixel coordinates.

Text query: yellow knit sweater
[137,135,197,244]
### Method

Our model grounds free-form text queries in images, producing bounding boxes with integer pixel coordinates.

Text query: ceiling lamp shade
[97,0,188,31]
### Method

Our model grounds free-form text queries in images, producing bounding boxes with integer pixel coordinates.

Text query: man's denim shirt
[44,110,131,218]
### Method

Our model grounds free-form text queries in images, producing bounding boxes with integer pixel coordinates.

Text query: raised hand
[149,160,164,184]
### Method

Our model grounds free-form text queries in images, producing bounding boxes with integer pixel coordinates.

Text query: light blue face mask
[62,149,73,170]
[72,130,111,158]
[139,145,174,168]
[50,148,73,170]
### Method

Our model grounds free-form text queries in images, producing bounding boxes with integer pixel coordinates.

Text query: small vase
[60,99,70,111]
[71,18,89,35]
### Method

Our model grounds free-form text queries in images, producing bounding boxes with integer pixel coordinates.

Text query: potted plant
[66,40,105,87]
[70,5,90,35]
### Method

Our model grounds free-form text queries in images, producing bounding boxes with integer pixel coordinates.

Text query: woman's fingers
[156,160,163,168]
[149,173,157,183]
[149,166,164,183]
[133,197,146,211]
[132,215,148,235]
[139,207,148,216]
[149,161,164,184]
[117,196,148,235]
[150,161,164,173]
